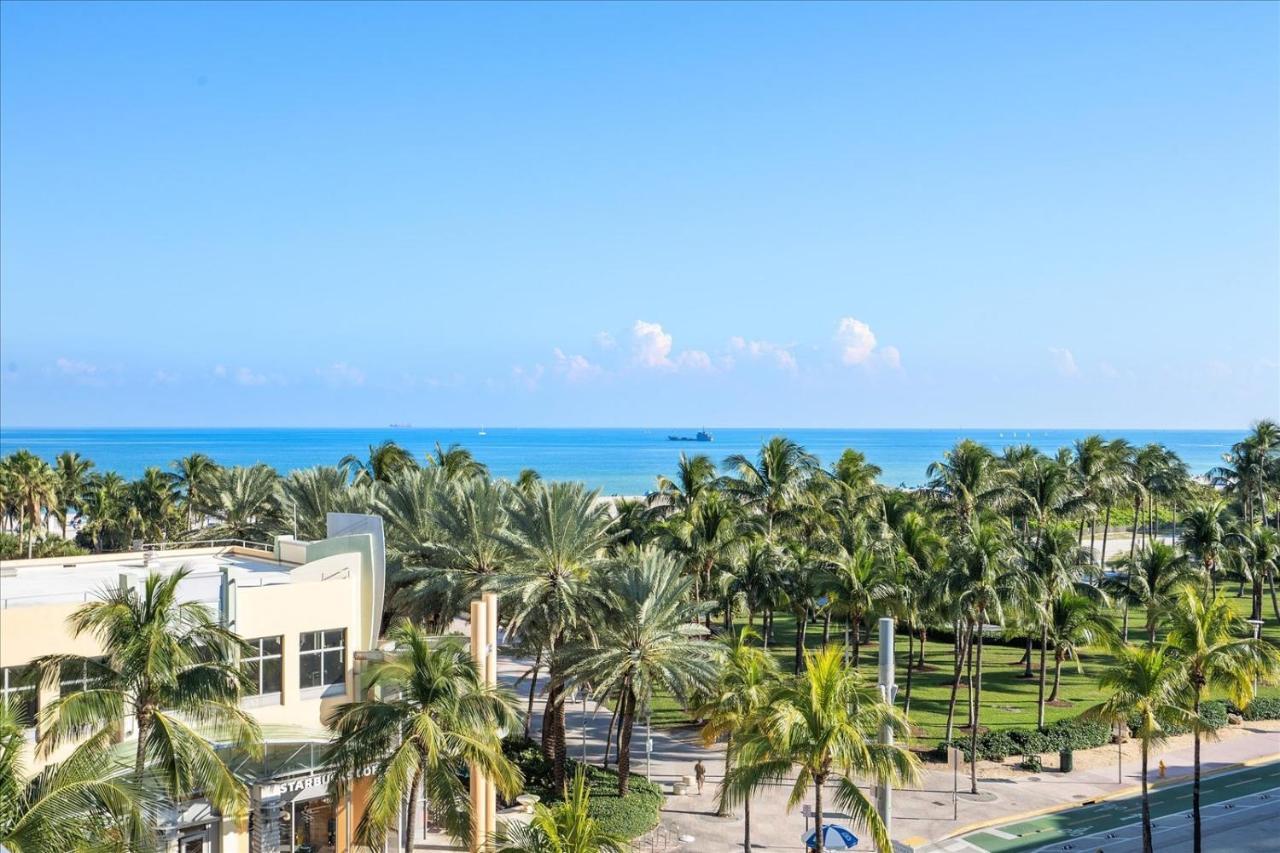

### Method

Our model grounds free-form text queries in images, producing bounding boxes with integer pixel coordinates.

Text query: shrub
[1019,754,1043,772]
[1229,697,1280,721]
[0,533,87,560]
[501,736,662,840]
[1128,699,1228,736]
[938,717,1112,762]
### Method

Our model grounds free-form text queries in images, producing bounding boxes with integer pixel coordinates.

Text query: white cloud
[235,367,268,386]
[512,364,545,391]
[632,320,675,368]
[153,369,179,384]
[1049,347,1080,378]
[676,350,713,371]
[317,361,366,387]
[55,357,98,377]
[553,348,603,382]
[836,318,878,365]
[879,345,901,370]
[729,336,798,372]
[593,331,616,350]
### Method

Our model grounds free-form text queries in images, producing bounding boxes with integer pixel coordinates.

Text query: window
[60,657,108,697]
[299,629,345,691]
[1,665,38,725]
[243,636,283,697]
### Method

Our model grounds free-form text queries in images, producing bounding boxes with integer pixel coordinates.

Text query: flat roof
[0,548,298,609]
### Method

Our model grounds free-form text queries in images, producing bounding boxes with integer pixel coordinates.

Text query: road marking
[985,829,1017,839]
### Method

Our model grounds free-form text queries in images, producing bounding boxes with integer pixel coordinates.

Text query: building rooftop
[0,547,299,609]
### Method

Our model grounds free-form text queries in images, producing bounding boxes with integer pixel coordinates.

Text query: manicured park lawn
[644,591,1280,749]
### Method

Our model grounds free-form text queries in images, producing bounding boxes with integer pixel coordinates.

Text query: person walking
[694,760,707,795]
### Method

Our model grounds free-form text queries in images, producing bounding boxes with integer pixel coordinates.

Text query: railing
[142,538,274,553]
[2,589,96,608]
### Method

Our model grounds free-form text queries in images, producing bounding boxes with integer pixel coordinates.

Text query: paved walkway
[426,649,1280,852]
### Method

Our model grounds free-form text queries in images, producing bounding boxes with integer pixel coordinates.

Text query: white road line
[984,828,1017,839]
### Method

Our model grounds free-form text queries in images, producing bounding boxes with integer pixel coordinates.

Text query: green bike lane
[958,760,1280,852]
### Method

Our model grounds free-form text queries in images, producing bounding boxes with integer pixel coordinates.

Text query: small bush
[1230,697,1280,721]
[1128,699,1228,736]
[0,533,87,560]
[1019,754,1043,772]
[939,717,1112,762]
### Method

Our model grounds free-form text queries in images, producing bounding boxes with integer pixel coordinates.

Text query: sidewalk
[437,651,1280,852]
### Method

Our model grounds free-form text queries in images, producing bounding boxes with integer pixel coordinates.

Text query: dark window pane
[244,661,262,695]
[299,653,323,689]
[261,636,281,656]
[323,630,344,649]
[60,660,83,683]
[261,658,282,694]
[300,632,318,652]
[16,689,38,726]
[322,650,344,685]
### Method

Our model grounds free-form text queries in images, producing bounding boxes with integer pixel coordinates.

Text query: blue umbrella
[803,824,859,849]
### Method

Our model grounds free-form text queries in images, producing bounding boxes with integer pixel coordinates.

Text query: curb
[917,751,1280,845]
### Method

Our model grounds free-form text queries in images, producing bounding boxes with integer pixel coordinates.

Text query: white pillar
[877,617,896,841]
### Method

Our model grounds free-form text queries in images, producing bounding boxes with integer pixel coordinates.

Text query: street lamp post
[1247,619,1265,698]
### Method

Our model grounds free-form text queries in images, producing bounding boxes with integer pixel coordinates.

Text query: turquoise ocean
[0,428,1239,495]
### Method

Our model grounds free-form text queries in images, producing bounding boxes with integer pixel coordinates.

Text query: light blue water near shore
[0,428,1240,495]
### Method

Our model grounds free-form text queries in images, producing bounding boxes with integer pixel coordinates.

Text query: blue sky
[2,1,1276,428]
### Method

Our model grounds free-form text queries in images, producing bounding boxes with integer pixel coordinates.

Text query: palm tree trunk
[904,627,915,715]
[1141,739,1153,853]
[617,685,636,797]
[1048,653,1063,702]
[743,794,752,853]
[1021,635,1033,677]
[1089,516,1097,565]
[794,612,808,674]
[851,614,861,671]
[1193,685,1203,853]
[1100,504,1113,567]
[918,626,927,668]
[813,776,826,853]
[821,610,832,646]
[1269,570,1280,621]
[1037,623,1049,728]
[965,633,975,730]
[602,691,620,770]
[944,624,970,744]
[970,619,985,795]
[133,711,150,782]
[717,736,733,818]
[404,766,422,853]
[524,650,541,738]
[1252,574,1264,622]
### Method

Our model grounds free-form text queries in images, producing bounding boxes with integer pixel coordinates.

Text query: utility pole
[877,617,897,841]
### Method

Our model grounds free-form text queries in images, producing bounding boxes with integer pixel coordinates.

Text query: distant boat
[667,430,713,443]
[478,427,487,436]
[389,423,412,428]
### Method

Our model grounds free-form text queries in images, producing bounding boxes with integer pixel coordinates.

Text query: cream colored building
[0,513,409,853]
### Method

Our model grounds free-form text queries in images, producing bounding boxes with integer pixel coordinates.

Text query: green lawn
[645,592,1280,747]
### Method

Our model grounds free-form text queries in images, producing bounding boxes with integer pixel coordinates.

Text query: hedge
[1230,697,1280,721]
[502,736,663,840]
[1128,699,1228,737]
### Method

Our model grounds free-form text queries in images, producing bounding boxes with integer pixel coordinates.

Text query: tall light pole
[1247,619,1265,698]
[877,617,898,840]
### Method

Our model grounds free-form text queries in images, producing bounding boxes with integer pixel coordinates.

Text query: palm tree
[80,472,129,552]
[722,437,818,540]
[567,548,714,796]
[198,464,284,542]
[326,622,521,852]
[1210,424,1278,525]
[659,489,743,626]
[1181,501,1229,592]
[0,700,152,852]
[170,452,220,531]
[1087,644,1190,853]
[35,569,262,817]
[497,482,615,786]
[278,465,351,539]
[376,466,448,569]
[1106,542,1200,643]
[128,467,178,543]
[697,628,780,844]
[1096,439,1135,567]
[492,766,626,853]
[1225,523,1280,621]
[3,450,56,557]
[822,545,894,670]
[942,519,1029,793]
[1045,590,1116,702]
[426,442,489,482]
[340,440,417,485]
[927,440,1011,527]
[52,451,94,536]
[721,539,785,646]
[649,452,717,521]
[1026,523,1094,725]
[720,646,919,853]
[1164,586,1280,853]
[1072,435,1113,560]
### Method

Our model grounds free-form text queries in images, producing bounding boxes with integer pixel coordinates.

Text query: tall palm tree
[325,622,521,852]
[1164,586,1280,853]
[170,452,220,531]
[926,440,1011,527]
[1044,590,1116,702]
[722,437,818,540]
[80,472,129,552]
[942,519,1030,793]
[497,482,615,786]
[3,450,56,557]
[52,451,94,536]
[1096,439,1135,567]
[278,465,351,539]
[720,539,785,646]
[35,569,261,817]
[1181,500,1229,592]
[720,646,919,853]
[198,464,284,542]
[659,489,744,626]
[567,548,714,795]
[822,545,894,670]
[697,628,780,844]
[0,701,152,852]
[128,467,178,543]
[1026,523,1095,725]
[425,442,489,482]
[1071,435,1114,559]
[1088,644,1189,853]
[376,466,448,569]
[1106,542,1200,643]
[340,440,417,485]
[649,452,717,521]
[1225,523,1280,620]
[493,766,626,853]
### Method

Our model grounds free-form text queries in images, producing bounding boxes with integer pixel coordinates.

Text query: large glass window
[1,665,38,725]
[299,629,345,690]
[60,657,108,697]
[243,636,283,696]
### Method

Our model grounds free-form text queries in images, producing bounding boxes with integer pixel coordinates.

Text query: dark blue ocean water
[0,428,1239,495]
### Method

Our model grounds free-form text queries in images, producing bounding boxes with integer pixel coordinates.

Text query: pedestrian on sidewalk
[694,760,706,795]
